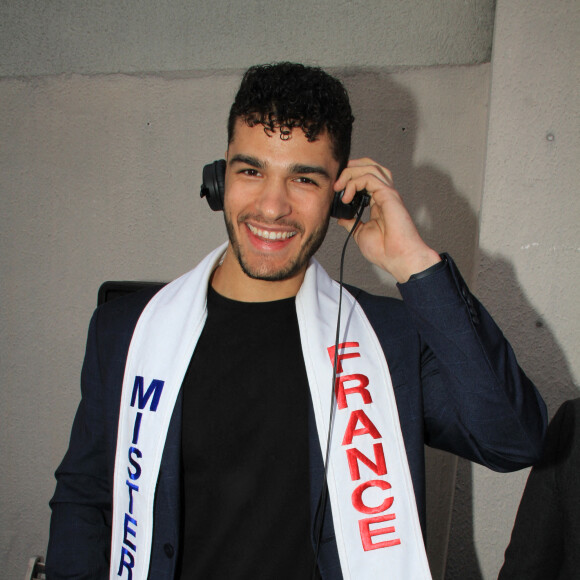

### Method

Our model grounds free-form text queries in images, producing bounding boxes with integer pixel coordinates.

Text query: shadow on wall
[475,254,578,418]
[315,70,577,579]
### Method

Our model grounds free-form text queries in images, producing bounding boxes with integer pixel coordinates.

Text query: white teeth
[248,224,296,241]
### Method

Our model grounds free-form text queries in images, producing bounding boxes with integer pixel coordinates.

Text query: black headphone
[200,159,370,220]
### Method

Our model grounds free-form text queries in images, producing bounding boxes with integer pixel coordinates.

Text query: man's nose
[254,179,292,220]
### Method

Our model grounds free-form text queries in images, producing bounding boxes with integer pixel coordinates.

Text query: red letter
[327,342,360,373]
[342,409,382,445]
[346,443,387,481]
[359,513,401,550]
[335,373,372,410]
[351,479,394,514]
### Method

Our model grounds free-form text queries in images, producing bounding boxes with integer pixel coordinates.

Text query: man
[498,398,580,579]
[46,62,547,580]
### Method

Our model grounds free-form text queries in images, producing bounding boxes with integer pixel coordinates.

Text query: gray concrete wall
[1,1,578,578]
[0,0,495,76]
[1,64,489,579]
[446,1,580,578]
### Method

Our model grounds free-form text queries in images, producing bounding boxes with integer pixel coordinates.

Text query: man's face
[223,120,339,283]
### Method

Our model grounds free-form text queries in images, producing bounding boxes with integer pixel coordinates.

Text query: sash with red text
[110,243,431,580]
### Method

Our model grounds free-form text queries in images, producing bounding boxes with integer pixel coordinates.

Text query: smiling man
[46,62,547,580]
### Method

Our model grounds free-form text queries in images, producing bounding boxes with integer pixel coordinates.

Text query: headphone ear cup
[200,159,227,211]
[330,189,370,220]
[330,189,345,219]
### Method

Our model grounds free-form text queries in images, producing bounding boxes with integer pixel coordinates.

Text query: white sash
[110,243,431,579]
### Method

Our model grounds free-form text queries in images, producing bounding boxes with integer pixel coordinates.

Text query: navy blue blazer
[46,256,547,579]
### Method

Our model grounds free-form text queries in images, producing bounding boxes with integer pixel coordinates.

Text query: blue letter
[130,376,165,412]
[128,447,142,481]
[117,546,134,579]
[123,513,138,551]
[125,480,139,514]
[132,412,143,445]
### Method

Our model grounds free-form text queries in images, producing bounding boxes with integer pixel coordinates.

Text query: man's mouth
[247,223,297,241]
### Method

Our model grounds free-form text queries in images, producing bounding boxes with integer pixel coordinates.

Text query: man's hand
[334,158,441,283]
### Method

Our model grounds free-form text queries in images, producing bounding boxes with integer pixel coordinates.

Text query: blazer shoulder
[94,283,165,332]
[344,284,420,355]
[345,284,411,325]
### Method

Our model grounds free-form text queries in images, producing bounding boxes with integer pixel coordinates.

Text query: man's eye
[295,177,318,186]
[241,168,260,177]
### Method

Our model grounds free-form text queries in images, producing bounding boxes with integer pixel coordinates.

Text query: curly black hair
[227,62,354,172]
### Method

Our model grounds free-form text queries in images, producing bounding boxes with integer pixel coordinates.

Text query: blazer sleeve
[397,254,547,471]
[46,310,114,579]
[46,286,160,579]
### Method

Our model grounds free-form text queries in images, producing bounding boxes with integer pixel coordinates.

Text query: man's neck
[211,248,306,302]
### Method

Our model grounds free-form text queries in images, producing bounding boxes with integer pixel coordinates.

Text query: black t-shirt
[178,286,317,579]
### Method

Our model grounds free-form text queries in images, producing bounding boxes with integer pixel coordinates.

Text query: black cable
[311,200,367,579]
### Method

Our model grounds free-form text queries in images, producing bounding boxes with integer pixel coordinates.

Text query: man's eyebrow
[228,154,264,169]
[228,155,331,180]
[289,164,331,179]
